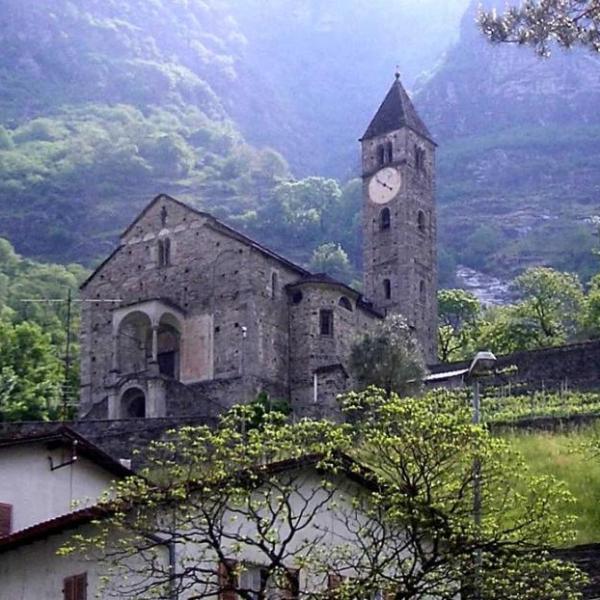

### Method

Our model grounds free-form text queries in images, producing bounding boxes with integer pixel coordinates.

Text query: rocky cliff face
[416,0,600,285]
[418,1,600,141]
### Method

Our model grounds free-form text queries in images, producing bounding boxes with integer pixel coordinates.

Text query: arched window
[386,141,393,164]
[163,237,171,266]
[121,388,146,419]
[291,291,303,305]
[271,272,278,299]
[320,309,334,336]
[415,146,426,171]
[339,296,353,311]
[157,239,165,267]
[380,207,391,231]
[419,280,426,303]
[417,210,426,233]
[377,145,385,166]
[383,279,391,300]
[158,238,171,267]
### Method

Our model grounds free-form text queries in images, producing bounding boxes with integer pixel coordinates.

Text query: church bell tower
[361,73,438,362]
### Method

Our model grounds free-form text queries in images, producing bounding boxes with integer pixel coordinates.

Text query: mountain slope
[0,0,467,267]
[417,0,600,284]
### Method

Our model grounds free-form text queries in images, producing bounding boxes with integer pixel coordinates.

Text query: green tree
[437,289,482,362]
[583,273,600,335]
[309,242,354,283]
[0,320,63,421]
[512,267,584,343]
[479,0,600,55]
[461,224,506,270]
[269,177,342,245]
[339,388,586,600]
[65,393,586,599]
[349,315,426,395]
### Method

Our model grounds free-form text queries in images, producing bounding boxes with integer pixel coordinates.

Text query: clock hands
[375,176,393,191]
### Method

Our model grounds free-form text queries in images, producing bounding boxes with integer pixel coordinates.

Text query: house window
[380,207,391,231]
[377,144,385,166]
[0,503,12,537]
[320,310,334,336]
[158,237,171,267]
[417,210,426,233]
[63,573,87,600]
[338,296,353,311]
[291,291,303,305]
[383,279,391,300]
[219,561,299,600]
[419,280,426,303]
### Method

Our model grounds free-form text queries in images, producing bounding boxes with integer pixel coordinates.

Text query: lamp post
[466,350,497,600]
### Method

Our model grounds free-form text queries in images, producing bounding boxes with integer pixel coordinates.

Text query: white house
[0,440,383,600]
[0,426,131,535]
[0,427,133,600]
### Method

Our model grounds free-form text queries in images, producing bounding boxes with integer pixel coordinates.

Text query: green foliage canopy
[65,390,586,599]
[479,0,600,55]
[437,267,592,362]
[0,238,85,420]
[0,320,63,421]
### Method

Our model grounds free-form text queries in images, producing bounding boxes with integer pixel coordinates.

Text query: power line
[18,292,122,420]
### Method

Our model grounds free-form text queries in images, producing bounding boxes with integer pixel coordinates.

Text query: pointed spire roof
[361,73,434,143]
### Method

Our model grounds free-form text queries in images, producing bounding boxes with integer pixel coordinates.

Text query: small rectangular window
[320,310,334,336]
[63,573,87,600]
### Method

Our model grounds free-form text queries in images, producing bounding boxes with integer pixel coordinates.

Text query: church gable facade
[78,76,438,423]
[79,195,383,422]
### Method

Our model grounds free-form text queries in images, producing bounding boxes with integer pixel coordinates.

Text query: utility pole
[63,288,72,420]
[472,379,482,600]
[467,351,497,600]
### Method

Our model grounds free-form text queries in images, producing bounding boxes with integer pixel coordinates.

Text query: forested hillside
[0,0,598,291]
[0,0,466,280]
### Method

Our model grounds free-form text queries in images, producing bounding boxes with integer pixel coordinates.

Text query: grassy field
[505,427,600,545]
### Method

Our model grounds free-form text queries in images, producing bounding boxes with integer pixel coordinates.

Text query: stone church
[78,75,437,422]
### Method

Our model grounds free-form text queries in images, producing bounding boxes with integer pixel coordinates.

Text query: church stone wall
[79,197,302,419]
[288,282,380,418]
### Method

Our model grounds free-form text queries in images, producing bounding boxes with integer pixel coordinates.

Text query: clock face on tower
[368,167,402,205]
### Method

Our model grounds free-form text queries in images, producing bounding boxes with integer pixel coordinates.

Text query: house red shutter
[63,576,75,600]
[327,574,342,590]
[75,573,87,600]
[218,559,238,600]
[282,568,300,600]
[0,503,12,537]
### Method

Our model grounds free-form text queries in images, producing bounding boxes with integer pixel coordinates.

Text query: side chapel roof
[361,74,435,144]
